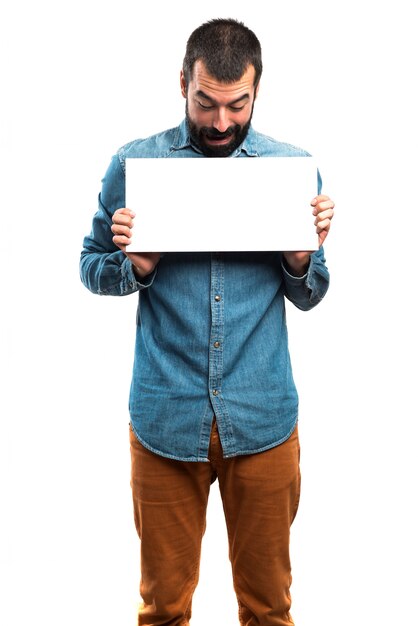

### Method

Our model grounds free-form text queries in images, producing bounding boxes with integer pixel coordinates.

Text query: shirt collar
[171,119,260,157]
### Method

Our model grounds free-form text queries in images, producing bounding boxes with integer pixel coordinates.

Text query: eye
[197,101,214,110]
[229,105,245,112]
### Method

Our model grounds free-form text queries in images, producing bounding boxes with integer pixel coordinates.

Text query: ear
[180,70,187,99]
[254,80,261,100]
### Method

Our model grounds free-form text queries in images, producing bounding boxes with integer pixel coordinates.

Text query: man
[80,18,334,626]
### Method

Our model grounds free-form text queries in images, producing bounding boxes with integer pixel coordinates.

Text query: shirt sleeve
[79,154,157,296]
[281,246,330,311]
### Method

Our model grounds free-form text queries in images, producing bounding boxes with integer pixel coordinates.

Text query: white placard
[125,157,318,252]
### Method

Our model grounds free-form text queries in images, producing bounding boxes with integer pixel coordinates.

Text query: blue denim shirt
[80,120,330,461]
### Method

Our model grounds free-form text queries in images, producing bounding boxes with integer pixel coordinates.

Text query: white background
[2,1,417,625]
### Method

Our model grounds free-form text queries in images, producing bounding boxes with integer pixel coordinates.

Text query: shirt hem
[129,415,298,462]
[222,415,299,458]
[129,421,210,462]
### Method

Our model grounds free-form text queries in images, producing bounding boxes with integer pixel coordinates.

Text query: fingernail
[311,198,318,206]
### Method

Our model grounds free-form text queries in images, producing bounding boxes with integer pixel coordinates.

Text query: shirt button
[212,389,219,396]
[213,341,220,348]
[215,295,221,302]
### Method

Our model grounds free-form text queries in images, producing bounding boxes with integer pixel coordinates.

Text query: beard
[186,102,254,158]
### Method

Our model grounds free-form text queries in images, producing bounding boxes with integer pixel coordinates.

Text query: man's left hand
[282,194,335,276]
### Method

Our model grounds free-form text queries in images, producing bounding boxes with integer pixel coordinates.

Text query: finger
[112,208,135,225]
[312,200,334,216]
[314,208,334,225]
[311,194,331,205]
[113,234,132,248]
[111,223,133,237]
[114,207,136,217]
[316,218,331,233]
[112,211,135,227]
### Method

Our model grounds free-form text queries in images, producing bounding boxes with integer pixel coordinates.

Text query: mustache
[201,126,238,139]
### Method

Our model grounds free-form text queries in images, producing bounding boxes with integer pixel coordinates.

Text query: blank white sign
[125,157,318,252]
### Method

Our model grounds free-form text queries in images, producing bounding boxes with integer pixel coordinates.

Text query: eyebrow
[196,90,250,106]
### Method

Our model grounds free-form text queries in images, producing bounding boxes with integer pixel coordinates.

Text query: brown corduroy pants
[129,420,301,626]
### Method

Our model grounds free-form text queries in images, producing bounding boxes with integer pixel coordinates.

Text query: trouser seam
[183,493,209,622]
[218,483,245,625]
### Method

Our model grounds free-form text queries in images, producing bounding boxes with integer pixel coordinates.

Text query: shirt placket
[208,254,234,455]
[209,253,224,396]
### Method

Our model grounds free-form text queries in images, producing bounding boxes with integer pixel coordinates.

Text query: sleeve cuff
[281,259,309,284]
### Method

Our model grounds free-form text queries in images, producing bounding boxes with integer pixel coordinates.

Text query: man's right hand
[111,208,161,279]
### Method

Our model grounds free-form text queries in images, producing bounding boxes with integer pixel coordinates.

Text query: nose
[212,107,230,133]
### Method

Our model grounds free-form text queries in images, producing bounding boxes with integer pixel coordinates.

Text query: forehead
[190,60,256,100]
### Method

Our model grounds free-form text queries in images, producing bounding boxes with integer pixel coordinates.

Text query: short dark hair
[182,18,262,89]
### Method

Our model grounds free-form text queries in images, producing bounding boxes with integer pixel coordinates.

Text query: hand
[111,208,161,279]
[282,194,335,276]
[312,194,334,247]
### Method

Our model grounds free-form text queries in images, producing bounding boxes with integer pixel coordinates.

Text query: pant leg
[129,425,213,626]
[215,425,301,626]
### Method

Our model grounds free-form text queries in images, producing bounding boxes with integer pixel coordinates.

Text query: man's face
[181,60,259,157]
